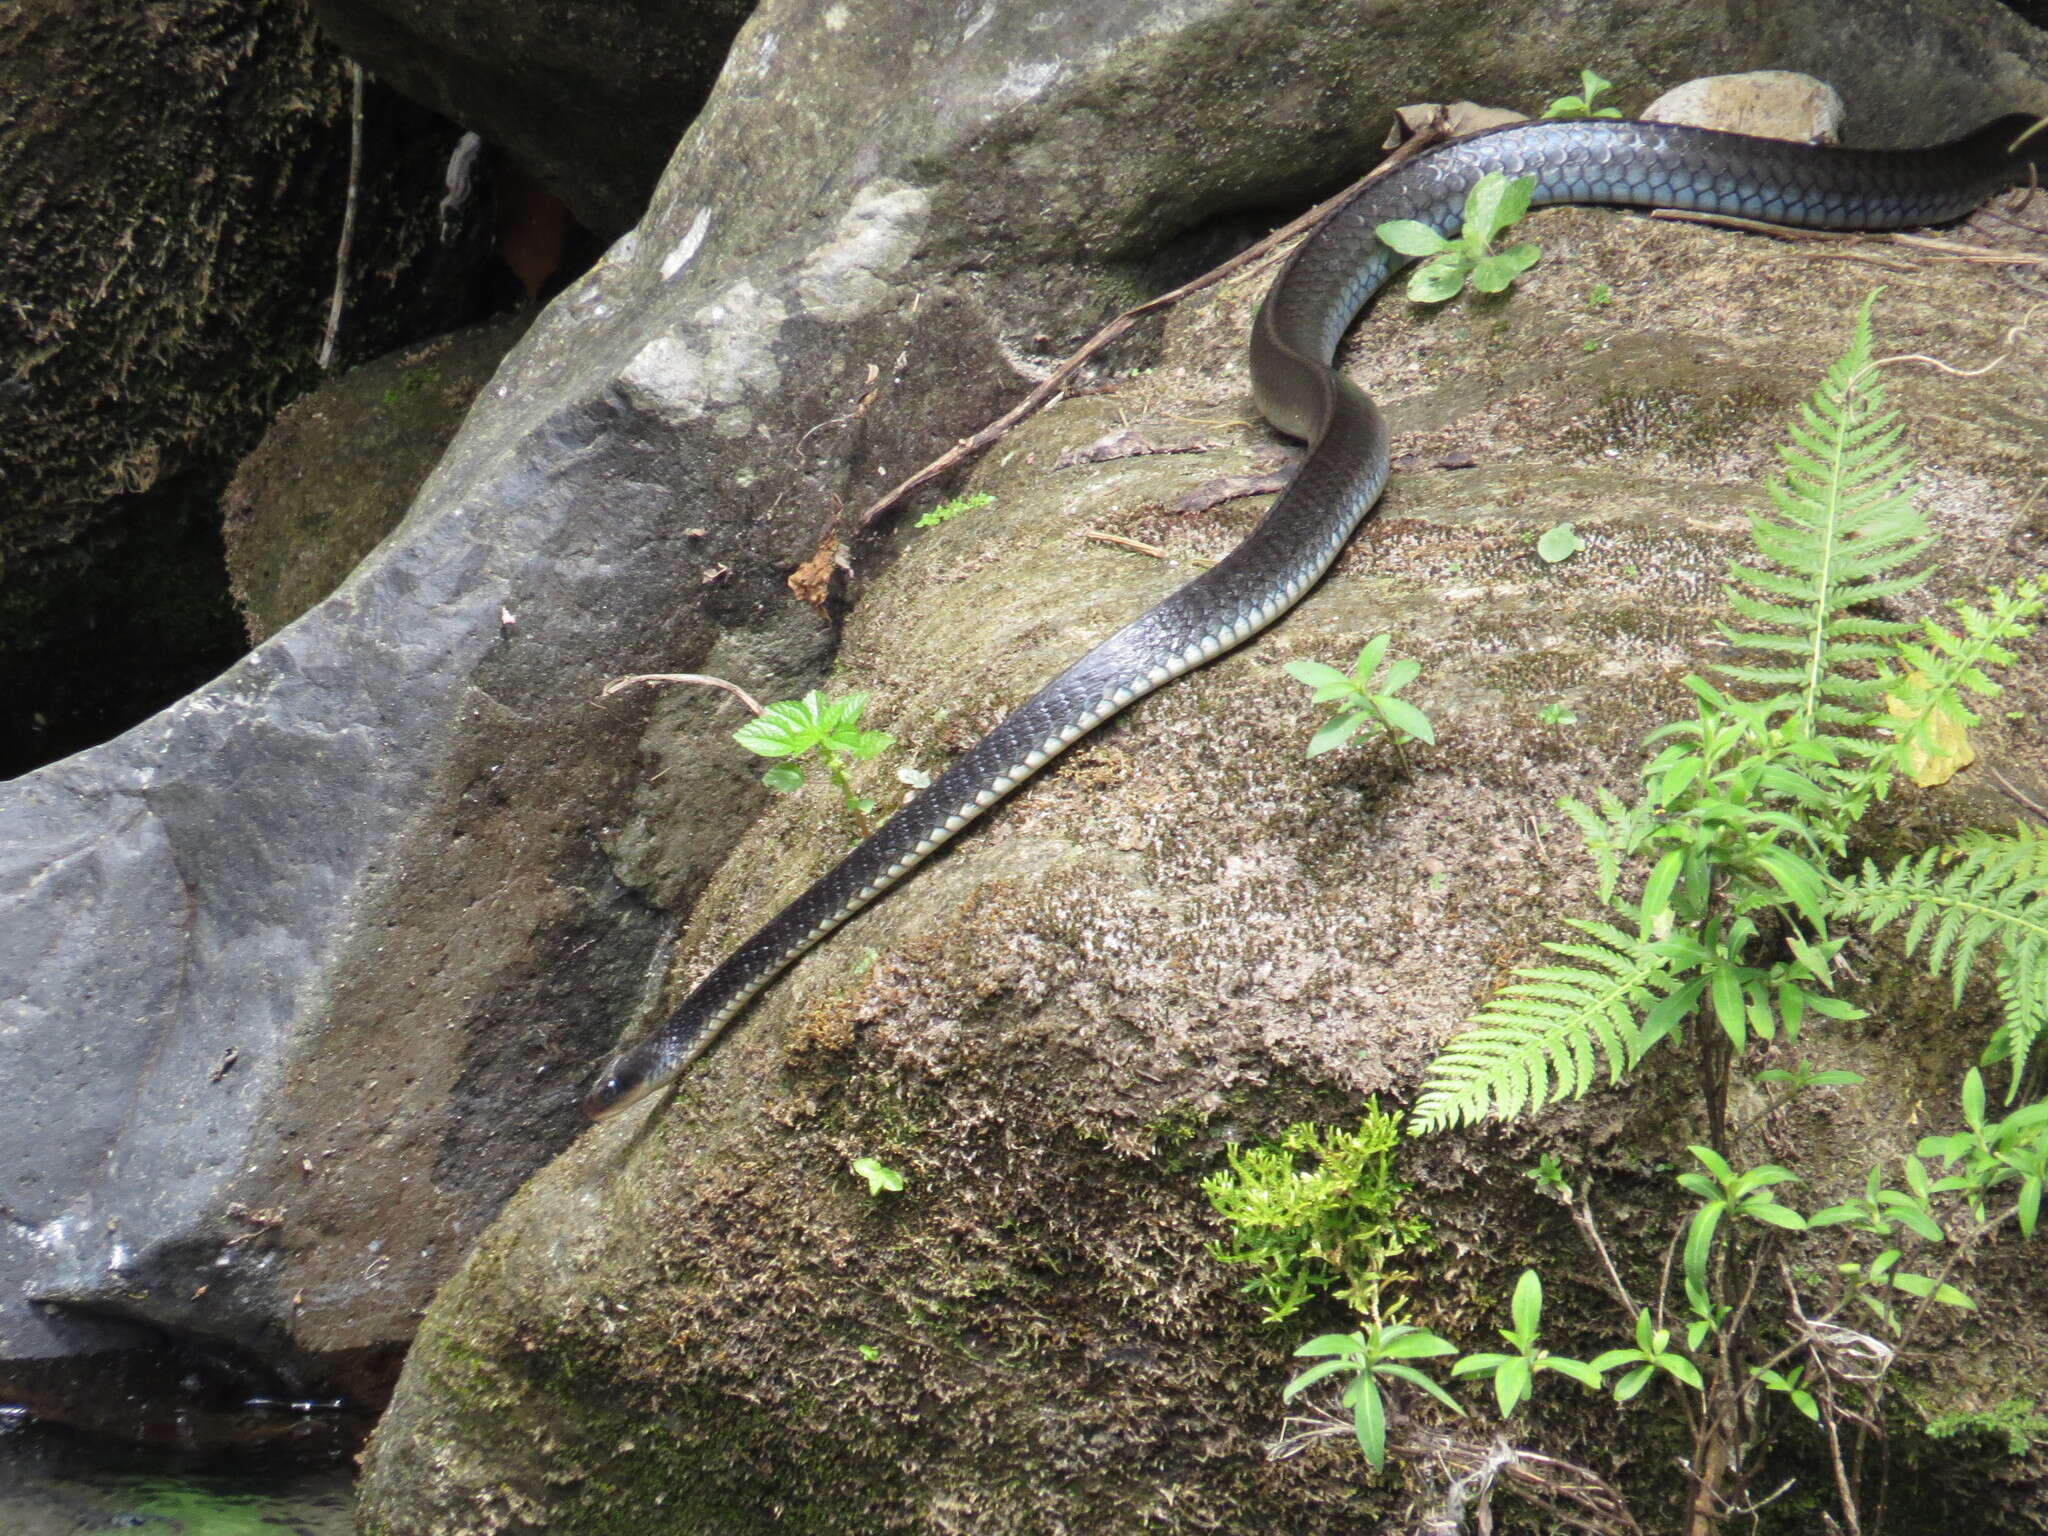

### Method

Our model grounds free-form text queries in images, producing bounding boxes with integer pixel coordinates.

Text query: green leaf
[1495,1357,1533,1417]
[1376,1361,1465,1415]
[1468,253,1520,293]
[1710,965,1748,1048]
[1377,657,1421,695]
[914,491,993,528]
[1284,1358,1356,1398]
[1963,1068,1986,1131]
[1661,1354,1705,1390]
[1407,255,1471,304]
[735,698,820,757]
[1510,1269,1544,1340]
[1376,1329,1458,1360]
[1684,1203,1724,1289]
[762,764,804,793]
[1377,219,1450,257]
[850,1156,904,1195]
[1295,1332,1367,1359]
[1352,634,1393,682]
[1471,245,1541,292]
[1353,1374,1389,1467]
[1307,712,1370,758]
[1544,1357,1607,1390]
[1537,523,1585,564]
[1284,659,1352,692]
[1373,696,1437,746]
[1741,1201,1809,1232]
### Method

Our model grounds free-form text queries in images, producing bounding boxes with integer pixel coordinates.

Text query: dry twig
[600,672,765,715]
[854,127,1452,530]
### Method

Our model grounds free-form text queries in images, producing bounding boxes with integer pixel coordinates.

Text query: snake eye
[582,1061,646,1121]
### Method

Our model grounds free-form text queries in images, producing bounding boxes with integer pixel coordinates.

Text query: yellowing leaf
[1886,671,1975,786]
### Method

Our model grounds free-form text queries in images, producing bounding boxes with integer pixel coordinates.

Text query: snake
[585,111,2046,1119]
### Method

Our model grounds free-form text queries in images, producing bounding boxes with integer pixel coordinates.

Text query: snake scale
[586,112,2045,1119]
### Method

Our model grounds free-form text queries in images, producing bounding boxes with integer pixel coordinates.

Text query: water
[0,1413,357,1536]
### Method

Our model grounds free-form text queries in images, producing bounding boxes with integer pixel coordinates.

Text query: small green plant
[1536,523,1584,564]
[1538,703,1578,727]
[1586,282,1614,308]
[1243,296,2048,1533]
[1448,1270,1608,1415]
[1926,1398,2048,1456]
[850,1156,905,1195]
[1202,1105,1429,1322]
[735,691,895,836]
[380,365,440,405]
[1285,634,1435,771]
[856,1342,882,1362]
[1286,1323,1461,1468]
[915,491,993,528]
[1376,172,1541,303]
[1542,69,1623,120]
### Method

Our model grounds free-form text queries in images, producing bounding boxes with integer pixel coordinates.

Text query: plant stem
[827,754,876,839]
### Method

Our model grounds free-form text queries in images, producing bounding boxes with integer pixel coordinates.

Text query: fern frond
[1716,293,1934,738]
[1837,823,2048,1094]
[1410,921,1686,1134]
[1560,789,1636,904]
[1877,580,2047,772]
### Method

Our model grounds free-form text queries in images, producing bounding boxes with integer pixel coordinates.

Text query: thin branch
[319,62,365,369]
[1647,209,1859,241]
[1887,231,2047,265]
[854,127,1451,530]
[600,672,765,715]
[1569,1188,1640,1319]
[1079,529,1174,560]
[1986,762,2048,822]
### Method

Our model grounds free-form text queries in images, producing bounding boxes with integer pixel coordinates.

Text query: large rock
[0,0,487,775]
[307,0,758,235]
[223,316,536,644]
[3,0,2044,1450]
[353,171,2048,1531]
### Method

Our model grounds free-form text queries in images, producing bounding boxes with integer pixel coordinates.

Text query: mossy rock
[222,316,532,643]
[358,182,2048,1533]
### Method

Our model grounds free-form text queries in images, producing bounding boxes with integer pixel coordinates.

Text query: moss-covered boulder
[357,169,2048,1532]
[223,317,533,644]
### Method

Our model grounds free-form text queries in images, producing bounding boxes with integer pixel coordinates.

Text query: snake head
[581,1055,656,1120]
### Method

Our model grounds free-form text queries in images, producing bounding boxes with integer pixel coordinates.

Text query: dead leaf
[787,530,841,611]
[1887,673,1976,786]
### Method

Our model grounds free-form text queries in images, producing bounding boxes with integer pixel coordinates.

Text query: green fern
[1837,822,2048,1094]
[1714,292,1934,740]
[1409,921,1694,1133]
[1878,579,2046,771]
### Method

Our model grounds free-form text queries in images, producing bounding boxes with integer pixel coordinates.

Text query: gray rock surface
[307,0,758,235]
[3,0,2044,1447]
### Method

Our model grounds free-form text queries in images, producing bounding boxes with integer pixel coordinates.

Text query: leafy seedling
[1377,173,1541,303]
[851,1157,905,1196]
[1537,523,1584,564]
[1543,69,1622,120]
[916,492,993,528]
[1286,1323,1462,1469]
[1286,635,1435,772]
[735,691,895,837]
